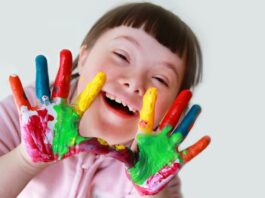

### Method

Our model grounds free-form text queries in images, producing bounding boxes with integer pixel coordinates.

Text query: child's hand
[9,50,135,165]
[127,88,211,195]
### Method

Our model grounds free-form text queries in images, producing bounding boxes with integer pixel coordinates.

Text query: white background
[0,0,265,197]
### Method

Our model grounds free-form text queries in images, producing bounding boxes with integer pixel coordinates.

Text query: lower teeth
[105,95,133,115]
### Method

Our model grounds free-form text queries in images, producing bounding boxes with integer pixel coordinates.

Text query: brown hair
[72,2,202,90]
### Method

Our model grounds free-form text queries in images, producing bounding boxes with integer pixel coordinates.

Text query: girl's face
[76,26,185,145]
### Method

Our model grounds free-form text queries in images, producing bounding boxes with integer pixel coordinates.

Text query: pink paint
[139,120,148,128]
[128,162,181,195]
[22,109,55,162]
[147,162,181,187]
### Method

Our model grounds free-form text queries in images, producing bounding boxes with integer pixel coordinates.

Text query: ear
[77,45,89,75]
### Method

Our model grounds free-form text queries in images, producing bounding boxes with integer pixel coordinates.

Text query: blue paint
[172,104,201,138]
[35,55,50,104]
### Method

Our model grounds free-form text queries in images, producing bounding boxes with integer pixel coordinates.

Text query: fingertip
[35,55,48,69]
[9,74,20,86]
[143,87,157,103]
[95,71,107,83]
[178,89,192,102]
[191,104,202,114]
[203,135,211,146]
[60,49,72,62]
[9,74,18,82]
[146,87,158,96]
[197,135,211,152]
[9,74,18,77]
[180,89,192,97]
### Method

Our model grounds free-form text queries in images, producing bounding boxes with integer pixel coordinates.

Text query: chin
[95,128,135,145]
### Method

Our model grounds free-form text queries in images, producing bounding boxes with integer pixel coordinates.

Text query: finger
[138,87,157,134]
[35,55,50,104]
[52,49,73,99]
[73,72,106,116]
[159,89,192,130]
[180,135,211,163]
[170,105,201,142]
[9,75,32,111]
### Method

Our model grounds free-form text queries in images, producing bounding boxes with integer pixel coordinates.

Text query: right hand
[120,88,210,195]
[9,49,135,166]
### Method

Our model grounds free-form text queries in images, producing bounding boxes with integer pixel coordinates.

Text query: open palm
[126,88,211,195]
[9,49,134,165]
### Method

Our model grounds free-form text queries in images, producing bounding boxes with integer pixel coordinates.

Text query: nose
[118,75,145,96]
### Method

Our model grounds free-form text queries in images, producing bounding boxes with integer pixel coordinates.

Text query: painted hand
[127,88,211,195]
[9,49,134,165]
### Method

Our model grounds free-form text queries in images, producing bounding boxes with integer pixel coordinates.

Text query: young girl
[0,2,209,198]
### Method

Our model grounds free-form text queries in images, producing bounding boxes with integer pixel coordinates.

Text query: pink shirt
[0,79,182,198]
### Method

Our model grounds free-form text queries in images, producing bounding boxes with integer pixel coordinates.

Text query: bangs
[102,3,189,57]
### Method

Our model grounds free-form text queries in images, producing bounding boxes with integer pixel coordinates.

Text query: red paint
[128,162,181,195]
[52,49,72,99]
[9,75,32,110]
[147,162,181,187]
[159,89,192,130]
[181,135,211,163]
[23,109,55,162]
[22,107,136,165]
[77,138,135,167]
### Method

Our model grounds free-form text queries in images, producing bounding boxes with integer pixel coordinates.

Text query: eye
[113,51,129,62]
[153,76,169,87]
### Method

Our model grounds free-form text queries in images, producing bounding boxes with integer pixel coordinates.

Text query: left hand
[9,49,135,166]
[126,88,211,195]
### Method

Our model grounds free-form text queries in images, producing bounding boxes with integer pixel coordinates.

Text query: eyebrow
[113,36,140,47]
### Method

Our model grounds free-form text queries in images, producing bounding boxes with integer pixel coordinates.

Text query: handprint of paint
[10,50,135,165]
[126,88,211,195]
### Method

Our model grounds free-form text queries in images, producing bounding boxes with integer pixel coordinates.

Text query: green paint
[52,100,89,159]
[128,126,183,185]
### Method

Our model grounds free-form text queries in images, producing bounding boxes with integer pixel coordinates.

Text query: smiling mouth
[102,92,139,118]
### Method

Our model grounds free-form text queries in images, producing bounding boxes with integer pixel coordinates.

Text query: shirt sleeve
[0,85,37,156]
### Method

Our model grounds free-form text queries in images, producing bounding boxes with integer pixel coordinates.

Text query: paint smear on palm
[22,108,55,161]
[52,72,106,159]
[52,100,88,159]
[128,126,184,185]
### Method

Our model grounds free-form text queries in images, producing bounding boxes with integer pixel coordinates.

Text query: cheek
[79,54,116,80]
[77,63,110,95]
[154,93,176,126]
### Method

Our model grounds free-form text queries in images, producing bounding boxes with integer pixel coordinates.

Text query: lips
[101,91,139,119]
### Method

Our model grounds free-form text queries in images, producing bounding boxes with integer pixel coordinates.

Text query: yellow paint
[138,87,157,134]
[74,72,106,116]
[97,138,109,145]
[114,144,126,150]
[70,137,76,145]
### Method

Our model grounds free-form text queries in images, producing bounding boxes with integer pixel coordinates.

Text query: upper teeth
[105,93,137,113]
